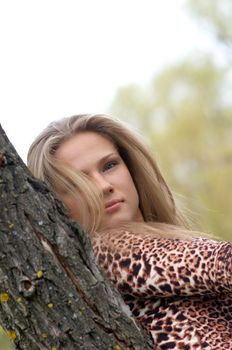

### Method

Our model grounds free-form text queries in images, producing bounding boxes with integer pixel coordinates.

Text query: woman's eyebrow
[80,153,118,174]
[99,153,118,164]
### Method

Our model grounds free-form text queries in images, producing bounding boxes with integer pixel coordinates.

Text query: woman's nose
[93,174,113,194]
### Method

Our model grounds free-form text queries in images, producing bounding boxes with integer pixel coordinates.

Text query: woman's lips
[105,199,123,213]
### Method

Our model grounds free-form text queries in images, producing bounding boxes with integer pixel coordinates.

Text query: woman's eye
[103,160,118,172]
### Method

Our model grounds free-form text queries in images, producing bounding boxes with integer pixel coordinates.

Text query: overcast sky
[0,0,215,162]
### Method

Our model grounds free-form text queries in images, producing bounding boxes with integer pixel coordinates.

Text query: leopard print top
[92,229,232,350]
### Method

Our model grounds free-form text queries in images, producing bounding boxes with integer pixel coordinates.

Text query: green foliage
[110,1,232,240]
[109,54,232,241]
[186,0,232,48]
[109,85,154,135]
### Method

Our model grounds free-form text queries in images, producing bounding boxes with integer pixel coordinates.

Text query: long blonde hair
[27,114,188,234]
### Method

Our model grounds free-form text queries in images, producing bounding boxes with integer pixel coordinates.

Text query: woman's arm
[92,229,232,297]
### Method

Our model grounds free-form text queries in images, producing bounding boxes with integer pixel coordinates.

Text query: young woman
[28,114,232,350]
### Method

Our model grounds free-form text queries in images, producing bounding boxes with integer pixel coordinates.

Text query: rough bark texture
[0,125,154,350]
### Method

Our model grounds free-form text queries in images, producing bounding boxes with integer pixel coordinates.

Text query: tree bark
[0,125,154,350]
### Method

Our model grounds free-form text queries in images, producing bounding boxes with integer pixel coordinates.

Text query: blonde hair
[27,114,188,234]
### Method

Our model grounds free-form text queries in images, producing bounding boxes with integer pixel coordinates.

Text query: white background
[0,0,214,161]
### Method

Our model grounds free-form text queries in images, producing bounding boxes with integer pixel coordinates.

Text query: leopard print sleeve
[92,230,232,297]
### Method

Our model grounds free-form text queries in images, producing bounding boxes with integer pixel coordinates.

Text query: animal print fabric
[92,230,232,349]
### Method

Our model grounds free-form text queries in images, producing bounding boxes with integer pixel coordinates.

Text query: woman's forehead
[55,132,119,171]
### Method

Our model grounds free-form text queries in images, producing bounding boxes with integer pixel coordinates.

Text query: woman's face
[56,131,144,229]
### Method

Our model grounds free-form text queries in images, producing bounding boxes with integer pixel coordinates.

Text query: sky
[0,0,215,162]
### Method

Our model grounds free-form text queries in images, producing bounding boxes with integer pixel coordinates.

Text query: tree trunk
[0,125,154,350]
